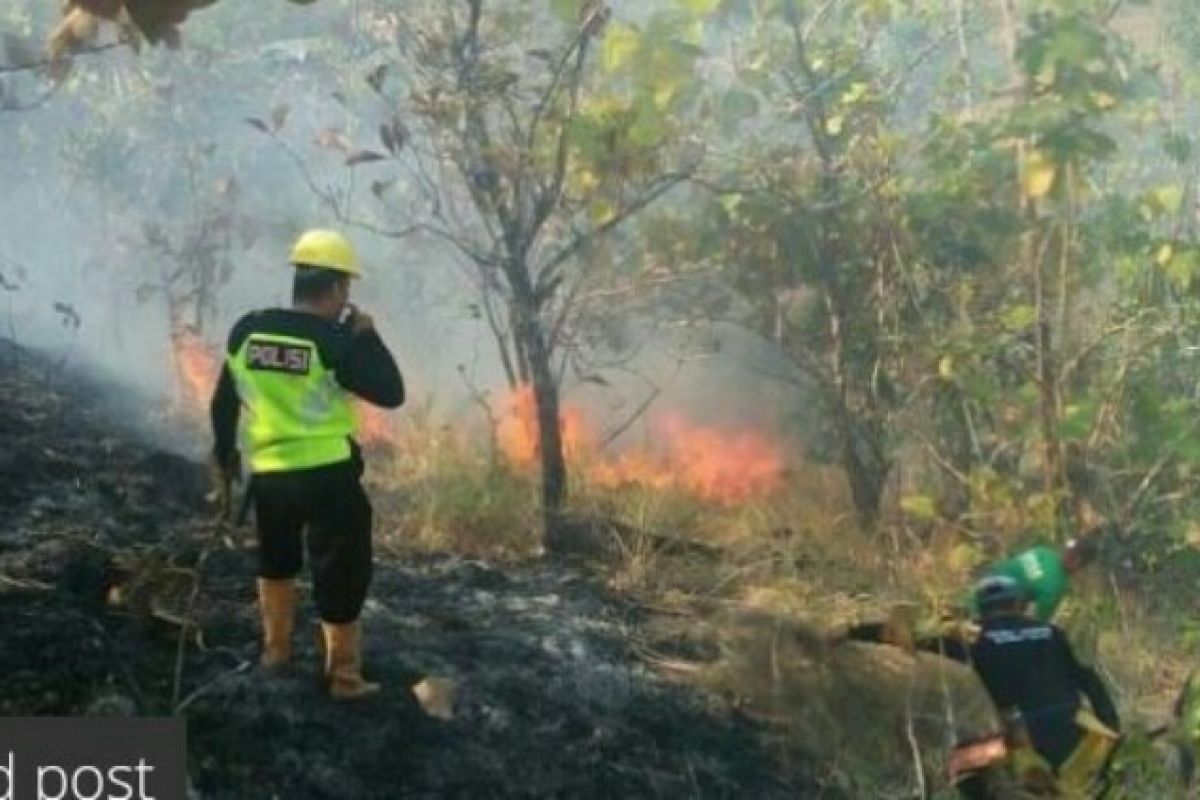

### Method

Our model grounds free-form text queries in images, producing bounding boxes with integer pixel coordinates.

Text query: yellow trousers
[1007,709,1119,798]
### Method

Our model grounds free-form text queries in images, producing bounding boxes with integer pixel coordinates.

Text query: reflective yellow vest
[228,331,356,472]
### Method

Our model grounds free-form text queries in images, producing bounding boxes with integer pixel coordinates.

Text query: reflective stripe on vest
[228,332,356,472]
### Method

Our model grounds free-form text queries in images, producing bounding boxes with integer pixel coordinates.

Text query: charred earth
[0,339,809,799]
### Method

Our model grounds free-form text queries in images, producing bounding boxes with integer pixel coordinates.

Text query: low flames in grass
[496,384,591,466]
[169,341,783,504]
[498,385,785,506]
[590,416,785,505]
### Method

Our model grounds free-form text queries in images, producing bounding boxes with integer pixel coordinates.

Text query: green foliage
[566,6,710,212]
[1166,0,1200,71]
[618,0,1200,549]
[547,0,584,24]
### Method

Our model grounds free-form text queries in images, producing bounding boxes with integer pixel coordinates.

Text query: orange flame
[498,384,785,506]
[172,330,220,413]
[496,384,588,466]
[592,416,785,505]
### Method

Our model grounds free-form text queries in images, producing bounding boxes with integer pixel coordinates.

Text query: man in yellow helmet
[209,229,403,700]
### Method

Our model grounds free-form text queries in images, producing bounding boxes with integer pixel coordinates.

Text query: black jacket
[962,616,1118,733]
[210,308,404,467]
[847,614,1119,767]
[922,615,1119,767]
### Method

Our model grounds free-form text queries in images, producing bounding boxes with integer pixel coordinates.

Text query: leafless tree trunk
[786,0,892,528]
[506,260,568,522]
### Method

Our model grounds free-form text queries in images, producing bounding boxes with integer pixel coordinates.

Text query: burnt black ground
[0,339,811,799]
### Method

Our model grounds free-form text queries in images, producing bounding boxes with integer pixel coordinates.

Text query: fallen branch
[88,618,151,714]
[170,522,226,709]
[0,574,53,592]
[173,661,253,714]
[0,81,65,114]
[0,42,121,75]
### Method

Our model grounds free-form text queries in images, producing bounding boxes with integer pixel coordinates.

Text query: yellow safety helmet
[288,229,362,278]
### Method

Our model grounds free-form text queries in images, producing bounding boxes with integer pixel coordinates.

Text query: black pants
[253,459,373,624]
[1029,708,1082,770]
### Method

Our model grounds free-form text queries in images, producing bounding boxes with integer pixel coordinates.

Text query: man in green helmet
[976,535,1099,623]
[846,534,1101,653]
[209,228,404,700]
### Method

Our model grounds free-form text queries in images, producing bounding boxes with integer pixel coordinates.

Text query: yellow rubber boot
[257,578,296,668]
[321,621,381,700]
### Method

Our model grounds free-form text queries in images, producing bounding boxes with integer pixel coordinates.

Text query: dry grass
[367,422,1196,794]
[1060,574,1195,728]
[368,404,541,559]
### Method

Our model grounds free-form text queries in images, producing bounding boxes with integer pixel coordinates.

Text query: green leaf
[1164,133,1193,164]
[857,0,895,25]
[589,198,617,224]
[1151,185,1185,216]
[680,19,706,47]
[720,89,760,128]
[1002,304,1037,331]
[948,542,982,571]
[548,0,583,23]
[1025,492,1058,530]
[675,0,720,14]
[602,23,641,73]
[718,193,743,217]
[1044,21,1105,69]
[628,97,666,146]
[901,495,938,521]
[1061,399,1098,441]
[1019,150,1057,199]
[1170,435,1200,466]
[841,81,869,106]
[1162,248,1200,292]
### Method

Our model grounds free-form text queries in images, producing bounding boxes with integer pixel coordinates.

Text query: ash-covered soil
[0,340,810,799]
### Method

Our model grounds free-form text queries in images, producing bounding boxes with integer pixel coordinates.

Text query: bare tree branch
[0,81,64,113]
[479,284,518,388]
[527,36,591,248]
[546,259,589,350]
[882,28,958,97]
[536,168,695,289]
[802,0,843,43]
[524,15,593,155]
[600,385,663,450]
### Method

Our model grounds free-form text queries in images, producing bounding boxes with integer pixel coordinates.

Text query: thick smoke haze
[2,5,498,420]
[0,1,813,462]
